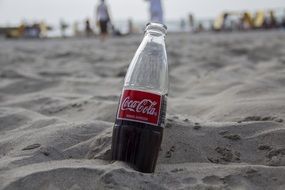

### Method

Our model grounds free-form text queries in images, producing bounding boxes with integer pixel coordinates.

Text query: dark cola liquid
[111,95,167,173]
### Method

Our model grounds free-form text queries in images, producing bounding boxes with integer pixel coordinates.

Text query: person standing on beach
[96,0,111,40]
[145,0,164,24]
[60,19,68,38]
[85,18,93,37]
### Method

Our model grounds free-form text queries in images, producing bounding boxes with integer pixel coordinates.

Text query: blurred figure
[85,18,93,37]
[39,21,48,38]
[111,25,122,36]
[240,12,254,30]
[188,14,195,31]
[269,10,277,28]
[73,21,80,37]
[23,22,40,38]
[32,23,41,38]
[19,22,26,37]
[96,0,111,40]
[145,0,164,24]
[128,18,134,34]
[282,10,285,28]
[222,13,229,30]
[197,22,204,33]
[60,19,68,38]
[180,19,186,31]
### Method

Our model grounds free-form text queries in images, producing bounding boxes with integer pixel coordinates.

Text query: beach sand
[0,31,285,190]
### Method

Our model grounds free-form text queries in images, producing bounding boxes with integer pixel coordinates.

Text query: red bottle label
[117,89,162,126]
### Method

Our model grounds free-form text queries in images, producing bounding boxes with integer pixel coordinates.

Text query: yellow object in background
[214,13,225,30]
[242,12,254,28]
[254,11,265,28]
[6,27,22,38]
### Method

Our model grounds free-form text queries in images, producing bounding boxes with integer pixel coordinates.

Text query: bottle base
[111,120,163,173]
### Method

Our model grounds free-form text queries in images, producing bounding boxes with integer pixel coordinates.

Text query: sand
[0,31,285,190]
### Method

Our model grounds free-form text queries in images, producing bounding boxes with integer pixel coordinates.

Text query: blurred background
[0,0,285,38]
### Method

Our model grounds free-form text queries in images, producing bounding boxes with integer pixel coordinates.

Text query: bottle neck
[143,22,167,45]
[144,30,165,45]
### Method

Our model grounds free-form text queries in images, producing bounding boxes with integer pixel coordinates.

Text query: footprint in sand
[208,147,241,163]
[22,144,41,151]
[165,145,175,158]
[219,131,241,141]
[182,177,197,185]
[202,175,223,186]
[266,148,285,166]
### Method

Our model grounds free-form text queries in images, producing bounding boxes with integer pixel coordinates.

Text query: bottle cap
[145,22,167,35]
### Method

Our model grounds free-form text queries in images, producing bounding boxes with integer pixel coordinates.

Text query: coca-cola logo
[117,89,161,125]
[121,96,157,116]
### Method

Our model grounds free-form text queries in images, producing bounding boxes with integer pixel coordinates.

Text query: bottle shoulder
[123,86,168,96]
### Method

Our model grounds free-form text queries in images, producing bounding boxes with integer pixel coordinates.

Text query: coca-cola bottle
[111,23,168,173]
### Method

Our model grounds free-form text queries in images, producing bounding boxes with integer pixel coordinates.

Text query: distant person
[111,25,122,36]
[128,18,134,34]
[60,19,68,38]
[282,13,285,28]
[197,22,204,33]
[85,18,93,37]
[222,13,229,30]
[269,10,277,28]
[32,23,41,38]
[180,19,186,31]
[73,21,80,37]
[39,21,48,38]
[96,0,111,40]
[19,22,26,37]
[145,0,164,24]
[188,14,195,31]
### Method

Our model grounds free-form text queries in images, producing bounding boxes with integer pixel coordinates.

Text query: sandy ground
[0,31,285,190]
